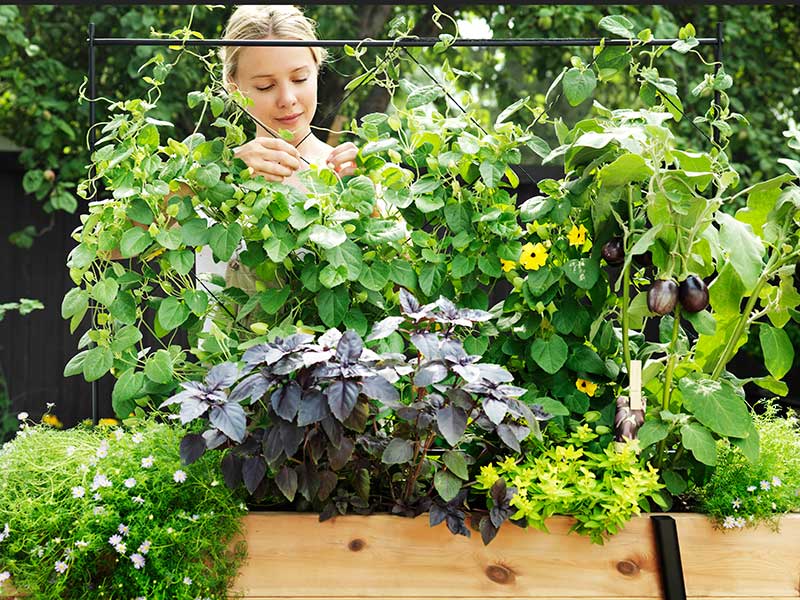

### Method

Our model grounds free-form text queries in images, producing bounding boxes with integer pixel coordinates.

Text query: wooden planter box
[231,512,800,600]
[3,513,799,599]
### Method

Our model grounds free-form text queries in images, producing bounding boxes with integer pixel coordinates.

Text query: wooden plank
[231,512,663,598]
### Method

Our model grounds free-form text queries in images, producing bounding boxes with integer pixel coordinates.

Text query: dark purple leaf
[340,363,374,379]
[336,330,363,364]
[209,402,247,443]
[271,381,302,421]
[354,468,370,501]
[342,399,369,432]
[399,287,421,316]
[277,419,304,458]
[429,504,447,527]
[321,416,344,448]
[496,424,521,452]
[328,437,355,471]
[228,372,273,404]
[459,307,493,322]
[447,388,473,410]
[272,353,307,376]
[276,465,298,502]
[474,364,514,383]
[365,316,406,342]
[436,405,468,446]
[397,406,419,422]
[490,478,510,507]
[202,428,228,450]
[410,332,441,359]
[414,361,448,386]
[381,438,414,464]
[446,513,471,537]
[205,362,240,389]
[242,455,266,495]
[326,380,360,422]
[479,515,499,545]
[440,339,470,363]
[179,433,206,465]
[360,376,400,407]
[296,463,320,502]
[318,470,337,501]
[319,502,337,522]
[178,398,210,425]
[483,398,508,425]
[297,389,330,426]
[307,429,326,463]
[221,452,242,489]
[263,426,284,465]
[313,362,343,379]
[242,343,283,367]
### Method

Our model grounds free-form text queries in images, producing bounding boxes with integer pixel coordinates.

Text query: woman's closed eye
[256,79,307,91]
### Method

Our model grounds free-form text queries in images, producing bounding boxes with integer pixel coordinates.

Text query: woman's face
[233,42,319,146]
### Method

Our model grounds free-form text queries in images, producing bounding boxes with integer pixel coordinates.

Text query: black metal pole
[713,22,723,149]
[88,22,98,426]
[651,515,687,600]
[91,36,720,48]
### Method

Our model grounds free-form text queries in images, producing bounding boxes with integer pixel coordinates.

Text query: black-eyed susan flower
[567,223,589,248]
[42,413,63,428]
[500,258,516,272]
[576,378,599,397]
[519,242,548,270]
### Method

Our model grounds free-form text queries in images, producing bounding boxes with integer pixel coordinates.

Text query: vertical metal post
[712,21,723,149]
[88,22,98,426]
[651,515,687,600]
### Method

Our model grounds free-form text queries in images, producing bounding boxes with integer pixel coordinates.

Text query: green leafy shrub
[0,418,246,599]
[474,423,663,545]
[693,402,800,530]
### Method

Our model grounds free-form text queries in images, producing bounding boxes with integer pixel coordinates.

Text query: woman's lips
[276,113,302,124]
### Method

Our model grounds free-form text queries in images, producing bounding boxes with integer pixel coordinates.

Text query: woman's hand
[326,142,358,177]
[234,137,302,182]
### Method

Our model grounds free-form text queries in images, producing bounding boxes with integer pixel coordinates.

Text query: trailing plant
[161,287,552,536]
[692,401,800,531]
[0,417,247,599]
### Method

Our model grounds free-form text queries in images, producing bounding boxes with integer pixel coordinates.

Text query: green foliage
[0,418,247,599]
[474,423,663,545]
[693,402,800,531]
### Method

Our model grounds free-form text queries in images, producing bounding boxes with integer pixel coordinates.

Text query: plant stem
[621,185,635,378]
[402,431,435,502]
[662,304,682,412]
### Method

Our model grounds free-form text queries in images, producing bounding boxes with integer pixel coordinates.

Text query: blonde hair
[220,5,328,84]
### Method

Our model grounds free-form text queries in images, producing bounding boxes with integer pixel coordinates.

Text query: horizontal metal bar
[91,36,718,48]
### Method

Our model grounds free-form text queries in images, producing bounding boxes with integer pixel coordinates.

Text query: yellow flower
[519,242,548,271]
[476,464,500,489]
[42,414,63,428]
[567,224,589,248]
[97,418,120,427]
[500,258,516,272]
[576,378,599,397]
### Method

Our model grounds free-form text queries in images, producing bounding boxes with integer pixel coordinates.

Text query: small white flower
[113,429,125,441]
[114,542,126,555]
[772,501,778,510]
[0,522,9,542]
[722,515,737,529]
[71,485,85,499]
[96,441,109,459]
[166,527,174,534]
[734,517,747,528]
[91,473,112,491]
[54,560,67,574]
[46,402,55,410]
[173,470,187,484]
[132,433,144,444]
[772,476,782,487]
[124,478,137,489]
[118,523,129,537]
[108,534,122,546]
[135,597,146,600]
[66,446,76,457]
[17,412,28,421]
[138,540,151,554]
[747,485,757,492]
[731,498,741,510]
[210,480,219,487]
[0,571,10,583]
[36,547,44,558]
[78,464,89,474]
[93,506,105,516]
[75,540,88,548]
[132,496,145,505]
[53,537,61,544]
[190,514,199,522]
[93,493,102,501]
[141,455,154,468]
[760,480,771,491]
[183,576,193,585]
[130,553,146,569]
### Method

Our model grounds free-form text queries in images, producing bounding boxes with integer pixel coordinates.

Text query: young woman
[198,5,360,309]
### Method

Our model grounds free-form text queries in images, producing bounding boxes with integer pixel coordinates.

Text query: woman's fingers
[326,142,358,175]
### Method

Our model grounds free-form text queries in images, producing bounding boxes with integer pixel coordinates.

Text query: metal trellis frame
[86,27,726,600]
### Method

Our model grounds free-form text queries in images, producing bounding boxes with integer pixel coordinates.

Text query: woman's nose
[276,84,297,107]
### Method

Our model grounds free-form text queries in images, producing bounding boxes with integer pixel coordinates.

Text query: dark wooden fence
[1,153,795,429]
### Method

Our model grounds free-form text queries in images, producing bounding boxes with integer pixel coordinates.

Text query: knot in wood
[347,538,366,552]
[616,559,640,576]
[485,564,514,585]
